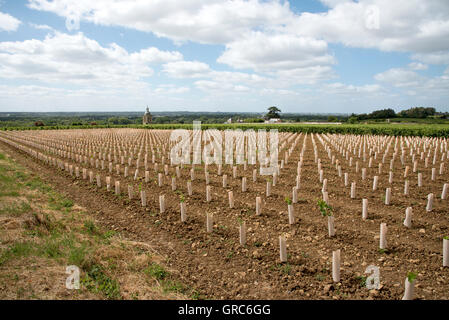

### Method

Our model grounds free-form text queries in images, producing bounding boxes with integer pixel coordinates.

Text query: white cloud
[0,32,182,87]
[194,80,250,93]
[162,61,211,78]
[27,0,294,44]
[408,62,428,71]
[26,0,449,67]
[29,23,54,30]
[216,31,336,84]
[162,60,274,91]
[374,68,423,87]
[4,0,447,112]
[323,82,383,95]
[412,51,449,65]
[154,84,190,94]
[260,88,299,96]
[319,0,352,8]
[375,66,449,96]
[289,0,449,55]
[0,11,21,31]
[218,32,335,72]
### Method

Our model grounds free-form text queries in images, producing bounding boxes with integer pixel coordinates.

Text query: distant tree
[265,106,281,119]
[34,121,44,126]
[347,116,358,124]
[398,107,436,118]
[118,117,132,125]
[327,116,338,122]
[369,108,396,119]
[108,117,132,125]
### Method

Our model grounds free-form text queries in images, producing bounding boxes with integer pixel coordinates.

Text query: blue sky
[0,0,448,114]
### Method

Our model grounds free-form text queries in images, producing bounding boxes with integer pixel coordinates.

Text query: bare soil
[1,129,448,300]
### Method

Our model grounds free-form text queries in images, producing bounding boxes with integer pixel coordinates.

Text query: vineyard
[0,128,448,300]
[3,123,449,138]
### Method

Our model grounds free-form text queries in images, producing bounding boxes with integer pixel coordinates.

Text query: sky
[0,0,448,114]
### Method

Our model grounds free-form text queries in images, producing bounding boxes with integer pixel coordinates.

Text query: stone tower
[142,106,152,124]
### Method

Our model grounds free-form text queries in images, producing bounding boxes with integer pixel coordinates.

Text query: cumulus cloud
[0,11,21,31]
[27,0,294,44]
[411,51,449,65]
[25,1,449,67]
[375,66,449,96]
[194,80,250,93]
[217,32,336,83]
[154,84,190,94]
[323,82,383,95]
[4,0,447,112]
[289,0,449,55]
[218,32,335,72]
[0,32,182,87]
[29,23,54,30]
[162,61,211,78]
[374,68,423,87]
[408,62,428,71]
[319,0,352,8]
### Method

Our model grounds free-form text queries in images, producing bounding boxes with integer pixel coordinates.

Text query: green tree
[370,108,396,119]
[265,106,281,119]
[347,116,358,124]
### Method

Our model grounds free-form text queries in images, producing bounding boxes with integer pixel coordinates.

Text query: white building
[265,118,282,124]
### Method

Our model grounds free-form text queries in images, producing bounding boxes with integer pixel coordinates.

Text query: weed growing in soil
[145,263,168,280]
[68,244,90,267]
[84,220,98,235]
[0,242,34,266]
[315,274,325,281]
[81,264,121,299]
[356,275,367,287]
[162,279,187,294]
[317,199,333,217]
[0,201,31,215]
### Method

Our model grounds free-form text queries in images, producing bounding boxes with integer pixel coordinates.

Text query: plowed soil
[1,129,448,300]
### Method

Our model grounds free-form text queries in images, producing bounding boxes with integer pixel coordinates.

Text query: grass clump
[145,263,168,280]
[81,264,121,299]
[84,220,98,235]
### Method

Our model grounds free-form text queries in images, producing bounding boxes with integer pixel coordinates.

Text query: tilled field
[0,128,448,300]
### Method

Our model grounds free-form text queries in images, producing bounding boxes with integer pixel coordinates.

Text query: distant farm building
[265,118,282,124]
